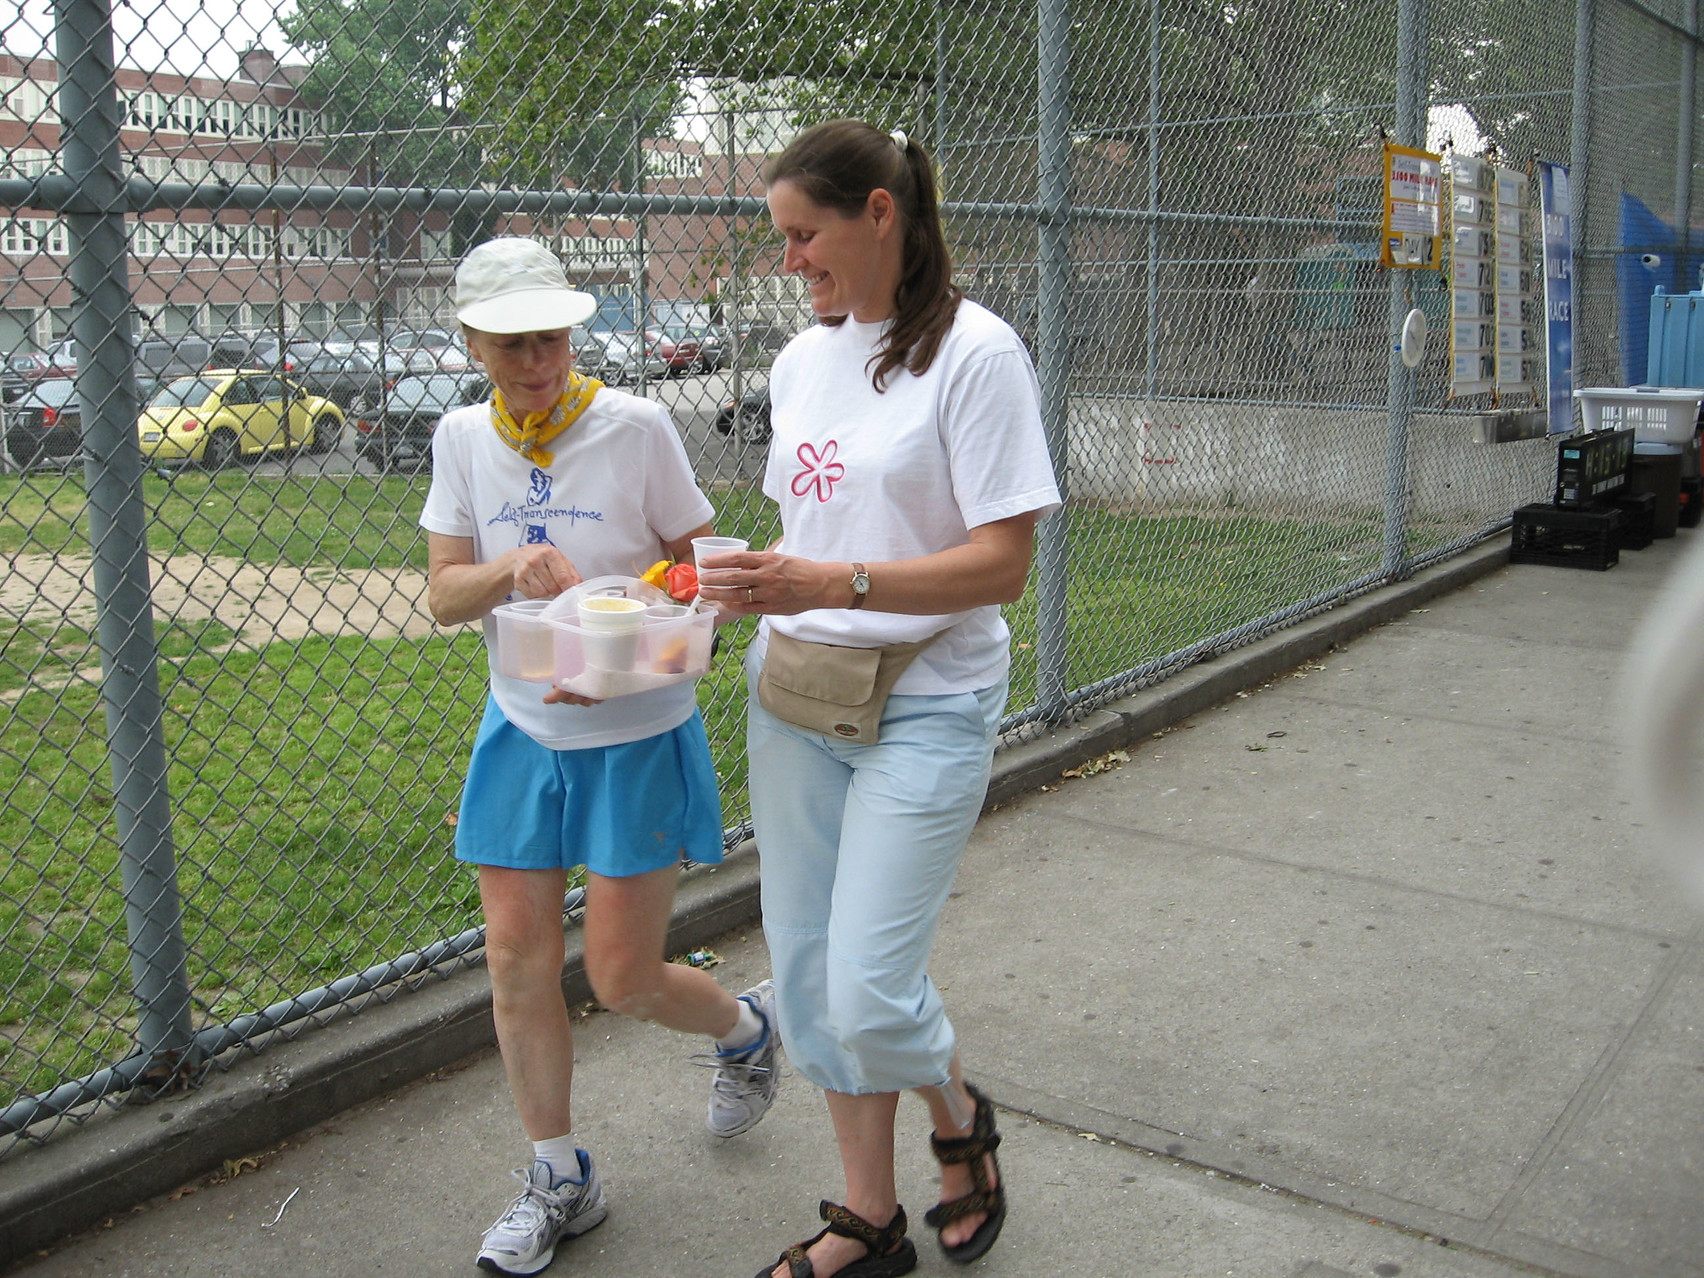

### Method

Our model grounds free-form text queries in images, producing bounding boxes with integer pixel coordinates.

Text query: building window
[169,95,203,134]
[242,102,277,139]
[1,148,54,180]
[126,90,168,130]
[420,227,455,262]
[1,77,51,124]
[196,96,224,135]
[1,217,68,256]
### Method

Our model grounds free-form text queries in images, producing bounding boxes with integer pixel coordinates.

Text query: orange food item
[656,636,691,674]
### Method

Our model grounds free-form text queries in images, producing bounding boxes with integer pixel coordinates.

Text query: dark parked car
[354,371,488,469]
[691,326,727,372]
[211,333,296,372]
[577,333,667,386]
[4,377,83,466]
[652,323,704,375]
[712,383,772,445]
[388,326,459,353]
[293,348,392,409]
[3,351,51,402]
[134,333,296,387]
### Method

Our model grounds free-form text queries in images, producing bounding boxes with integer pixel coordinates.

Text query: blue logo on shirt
[487,465,606,545]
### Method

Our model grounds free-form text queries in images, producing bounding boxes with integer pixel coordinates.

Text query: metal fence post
[1144,0,1161,399]
[1381,0,1429,579]
[1570,0,1594,312]
[1035,0,1073,721]
[53,0,197,1082]
[1676,0,1698,272]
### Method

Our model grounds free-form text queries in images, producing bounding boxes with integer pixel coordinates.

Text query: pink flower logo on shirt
[791,439,845,503]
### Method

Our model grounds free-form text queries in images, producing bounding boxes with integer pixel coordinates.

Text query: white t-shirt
[420,387,715,749]
[758,299,1062,695]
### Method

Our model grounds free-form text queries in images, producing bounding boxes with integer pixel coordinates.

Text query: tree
[455,0,685,191]
[280,0,480,186]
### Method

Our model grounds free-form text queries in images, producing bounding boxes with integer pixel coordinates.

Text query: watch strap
[849,562,869,610]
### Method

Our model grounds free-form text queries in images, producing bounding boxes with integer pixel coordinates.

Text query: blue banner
[1539,162,1574,434]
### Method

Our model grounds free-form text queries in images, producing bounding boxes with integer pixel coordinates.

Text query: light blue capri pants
[746,658,1008,1095]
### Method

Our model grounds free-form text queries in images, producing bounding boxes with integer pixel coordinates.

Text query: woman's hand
[697,550,835,617]
[541,686,602,707]
[693,513,1041,620]
[504,543,581,600]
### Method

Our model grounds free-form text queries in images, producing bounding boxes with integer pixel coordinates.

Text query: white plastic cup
[692,536,749,600]
[577,595,646,670]
[691,536,749,567]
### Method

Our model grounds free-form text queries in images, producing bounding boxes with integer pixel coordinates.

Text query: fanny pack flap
[761,631,882,703]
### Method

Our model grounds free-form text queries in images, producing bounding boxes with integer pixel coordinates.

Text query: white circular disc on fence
[1399,307,1428,369]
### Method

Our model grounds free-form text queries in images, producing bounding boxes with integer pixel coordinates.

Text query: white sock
[715,999,765,1055]
[531,1134,582,1184]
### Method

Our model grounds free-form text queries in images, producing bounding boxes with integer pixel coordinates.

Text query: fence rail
[1,0,1698,1161]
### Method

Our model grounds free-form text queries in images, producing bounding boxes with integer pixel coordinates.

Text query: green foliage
[456,0,686,191]
[280,0,483,187]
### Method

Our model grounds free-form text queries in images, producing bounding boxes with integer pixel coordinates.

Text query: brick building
[1,52,807,362]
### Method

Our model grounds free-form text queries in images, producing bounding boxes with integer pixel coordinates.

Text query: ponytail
[764,119,961,391]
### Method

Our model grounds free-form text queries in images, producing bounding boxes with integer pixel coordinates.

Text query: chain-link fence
[1,0,1698,1159]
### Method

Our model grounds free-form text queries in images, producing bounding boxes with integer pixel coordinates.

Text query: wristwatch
[848,562,870,610]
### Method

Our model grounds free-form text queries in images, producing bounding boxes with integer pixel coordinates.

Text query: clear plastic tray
[490,576,715,699]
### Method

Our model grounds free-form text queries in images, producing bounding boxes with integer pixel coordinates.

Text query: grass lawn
[0,465,1425,1104]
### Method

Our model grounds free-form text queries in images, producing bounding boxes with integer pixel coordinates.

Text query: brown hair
[764,119,961,391]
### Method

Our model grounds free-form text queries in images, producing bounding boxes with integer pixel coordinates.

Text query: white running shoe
[703,979,781,1138]
[476,1150,608,1275]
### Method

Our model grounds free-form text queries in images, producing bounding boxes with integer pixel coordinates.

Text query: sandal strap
[928,1127,1002,1164]
[923,1188,1002,1229]
[771,1223,833,1278]
[929,1082,1001,1165]
[817,1200,909,1253]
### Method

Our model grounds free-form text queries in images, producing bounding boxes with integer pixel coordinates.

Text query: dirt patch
[3,551,438,644]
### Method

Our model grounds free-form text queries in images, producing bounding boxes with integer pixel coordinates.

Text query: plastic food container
[490,576,716,699]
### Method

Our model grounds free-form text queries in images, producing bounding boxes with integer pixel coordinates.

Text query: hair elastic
[889,129,909,151]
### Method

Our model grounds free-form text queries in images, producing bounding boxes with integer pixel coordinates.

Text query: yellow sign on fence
[1381,141,1443,269]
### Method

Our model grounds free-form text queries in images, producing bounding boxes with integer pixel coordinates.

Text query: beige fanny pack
[758,629,941,744]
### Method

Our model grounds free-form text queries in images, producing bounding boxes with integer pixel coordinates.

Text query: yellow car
[139,369,344,467]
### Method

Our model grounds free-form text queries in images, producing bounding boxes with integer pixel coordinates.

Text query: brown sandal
[753,1200,918,1278]
[924,1082,1008,1264]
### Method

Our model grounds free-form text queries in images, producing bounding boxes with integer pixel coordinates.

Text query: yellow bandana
[491,373,603,466]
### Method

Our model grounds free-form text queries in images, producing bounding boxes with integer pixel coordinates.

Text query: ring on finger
[747,587,755,603]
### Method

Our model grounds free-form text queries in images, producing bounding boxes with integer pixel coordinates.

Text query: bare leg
[772,1090,902,1278]
[480,865,577,1138]
[582,865,744,1038]
[916,1053,999,1249]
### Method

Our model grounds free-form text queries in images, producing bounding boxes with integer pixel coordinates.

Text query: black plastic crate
[1554,428,1635,507]
[1606,491,1655,550]
[1510,502,1621,570]
[1681,477,1702,529]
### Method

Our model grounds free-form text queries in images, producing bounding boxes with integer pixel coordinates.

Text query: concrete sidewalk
[8,529,1704,1277]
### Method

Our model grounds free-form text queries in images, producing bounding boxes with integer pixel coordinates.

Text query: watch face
[852,569,870,592]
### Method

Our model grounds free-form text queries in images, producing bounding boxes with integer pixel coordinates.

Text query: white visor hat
[453,237,598,334]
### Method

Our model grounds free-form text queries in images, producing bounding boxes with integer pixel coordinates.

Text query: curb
[0,537,1510,1267]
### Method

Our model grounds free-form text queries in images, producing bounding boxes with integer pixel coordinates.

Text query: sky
[6,0,302,80]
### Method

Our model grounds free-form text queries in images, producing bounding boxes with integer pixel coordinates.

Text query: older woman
[419,236,780,1276]
[700,122,1061,1278]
